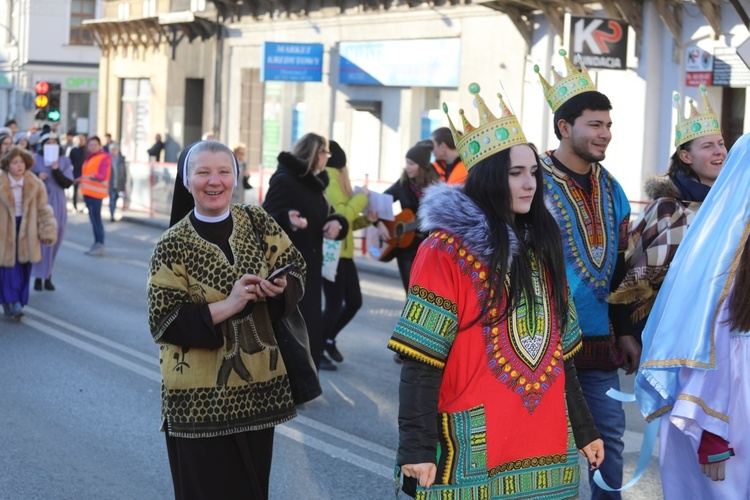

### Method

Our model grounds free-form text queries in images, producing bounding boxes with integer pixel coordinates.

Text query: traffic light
[47,83,61,122]
[34,81,49,121]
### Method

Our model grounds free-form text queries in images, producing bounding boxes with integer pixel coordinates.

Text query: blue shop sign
[339,38,460,87]
[261,42,324,82]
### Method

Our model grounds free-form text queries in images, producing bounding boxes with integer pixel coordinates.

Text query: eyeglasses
[320,149,331,157]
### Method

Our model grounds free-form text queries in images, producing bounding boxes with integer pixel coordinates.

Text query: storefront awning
[475,0,744,59]
[83,12,218,58]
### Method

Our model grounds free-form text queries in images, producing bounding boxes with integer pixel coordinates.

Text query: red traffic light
[35,81,50,95]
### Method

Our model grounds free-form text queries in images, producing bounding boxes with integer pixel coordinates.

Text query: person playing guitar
[375,140,440,293]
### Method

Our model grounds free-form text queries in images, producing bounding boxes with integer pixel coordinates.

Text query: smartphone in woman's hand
[267,263,298,282]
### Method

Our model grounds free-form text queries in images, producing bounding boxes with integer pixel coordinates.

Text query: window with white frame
[69,0,96,45]
[117,2,130,20]
[191,0,206,12]
[142,0,156,17]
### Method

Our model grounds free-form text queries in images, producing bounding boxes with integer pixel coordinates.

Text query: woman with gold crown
[609,85,726,339]
[388,83,603,498]
[635,131,750,498]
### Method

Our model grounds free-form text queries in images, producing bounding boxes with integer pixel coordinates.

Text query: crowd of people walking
[4,48,748,499]
[0,122,131,318]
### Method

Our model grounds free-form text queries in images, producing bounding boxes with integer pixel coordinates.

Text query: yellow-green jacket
[325,167,370,259]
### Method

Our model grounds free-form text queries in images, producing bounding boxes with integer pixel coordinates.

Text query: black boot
[325,340,344,363]
[34,279,43,291]
[44,278,55,291]
[319,354,338,371]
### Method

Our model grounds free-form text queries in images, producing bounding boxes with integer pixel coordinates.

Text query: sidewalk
[122,209,401,281]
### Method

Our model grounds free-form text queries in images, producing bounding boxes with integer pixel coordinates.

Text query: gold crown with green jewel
[534,49,596,113]
[673,84,722,148]
[442,82,527,170]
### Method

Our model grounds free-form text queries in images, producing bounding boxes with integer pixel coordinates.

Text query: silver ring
[244,285,250,293]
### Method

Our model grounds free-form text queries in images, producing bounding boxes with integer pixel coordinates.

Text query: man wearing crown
[389,83,604,499]
[535,50,641,499]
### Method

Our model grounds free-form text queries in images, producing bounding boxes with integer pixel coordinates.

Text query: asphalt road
[0,210,663,499]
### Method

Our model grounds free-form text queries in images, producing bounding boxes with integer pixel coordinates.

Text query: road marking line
[276,426,392,479]
[293,415,395,459]
[326,379,357,406]
[22,311,399,471]
[22,317,161,383]
[62,240,89,252]
[25,306,156,364]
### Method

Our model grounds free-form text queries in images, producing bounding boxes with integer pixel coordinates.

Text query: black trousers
[322,258,363,342]
[396,255,414,293]
[165,427,275,500]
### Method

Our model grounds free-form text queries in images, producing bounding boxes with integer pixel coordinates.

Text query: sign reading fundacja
[568,16,629,70]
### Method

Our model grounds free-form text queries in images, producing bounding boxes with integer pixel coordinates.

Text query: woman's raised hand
[323,220,341,239]
[376,221,391,241]
[288,210,308,230]
[230,274,262,307]
[258,273,287,298]
[366,209,379,223]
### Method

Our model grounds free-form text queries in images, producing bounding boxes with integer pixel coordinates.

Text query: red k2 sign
[568,16,629,70]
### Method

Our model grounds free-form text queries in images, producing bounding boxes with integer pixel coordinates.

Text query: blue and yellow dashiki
[541,152,630,368]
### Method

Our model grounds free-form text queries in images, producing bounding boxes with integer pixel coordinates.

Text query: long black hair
[463,144,568,329]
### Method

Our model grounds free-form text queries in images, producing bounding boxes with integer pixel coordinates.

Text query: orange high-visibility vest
[433,158,468,185]
[80,153,111,199]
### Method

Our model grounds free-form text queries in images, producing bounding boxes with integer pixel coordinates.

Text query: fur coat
[0,170,58,267]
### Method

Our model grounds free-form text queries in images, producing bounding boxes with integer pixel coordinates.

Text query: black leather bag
[244,205,322,405]
[272,308,322,404]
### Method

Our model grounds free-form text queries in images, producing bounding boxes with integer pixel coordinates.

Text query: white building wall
[524,1,750,207]
[220,1,750,201]
[223,5,527,184]
[0,0,101,132]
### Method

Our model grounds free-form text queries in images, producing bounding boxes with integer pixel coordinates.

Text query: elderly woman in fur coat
[0,146,57,320]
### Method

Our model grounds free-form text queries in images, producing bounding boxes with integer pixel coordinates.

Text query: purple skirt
[0,216,32,306]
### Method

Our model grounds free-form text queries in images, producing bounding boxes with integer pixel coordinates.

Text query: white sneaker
[85,243,105,256]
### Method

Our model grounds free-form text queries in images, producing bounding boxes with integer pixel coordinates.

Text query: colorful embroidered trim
[541,153,619,302]
[437,405,488,485]
[389,283,459,368]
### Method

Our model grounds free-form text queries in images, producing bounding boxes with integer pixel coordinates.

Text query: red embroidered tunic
[389,230,583,498]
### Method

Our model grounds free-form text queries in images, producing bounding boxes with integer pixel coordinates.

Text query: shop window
[69,0,96,45]
[67,92,91,135]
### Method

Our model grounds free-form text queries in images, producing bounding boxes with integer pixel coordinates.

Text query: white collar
[193,209,230,223]
[9,175,24,188]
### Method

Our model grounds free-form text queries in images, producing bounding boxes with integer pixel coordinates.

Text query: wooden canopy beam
[540,4,564,37]
[502,5,532,47]
[694,0,722,37]
[654,0,682,62]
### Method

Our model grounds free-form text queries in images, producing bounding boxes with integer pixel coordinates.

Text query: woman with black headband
[148,140,306,499]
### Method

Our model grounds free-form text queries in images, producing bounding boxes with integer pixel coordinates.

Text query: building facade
[86,0,750,206]
[0,0,102,134]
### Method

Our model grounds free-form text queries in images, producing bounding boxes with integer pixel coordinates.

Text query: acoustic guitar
[370,209,419,262]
